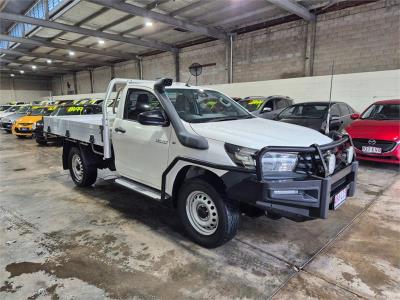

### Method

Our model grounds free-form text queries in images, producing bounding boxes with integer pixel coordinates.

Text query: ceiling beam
[0,65,67,75]
[0,57,80,71]
[266,0,315,21]
[0,48,113,66]
[0,34,137,60]
[86,0,228,40]
[0,12,177,52]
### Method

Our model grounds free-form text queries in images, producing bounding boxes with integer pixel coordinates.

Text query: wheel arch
[171,165,226,208]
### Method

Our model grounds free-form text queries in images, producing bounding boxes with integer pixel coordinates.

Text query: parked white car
[44,78,358,248]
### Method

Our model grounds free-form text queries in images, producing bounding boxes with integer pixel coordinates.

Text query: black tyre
[36,138,47,145]
[68,147,97,187]
[177,178,240,248]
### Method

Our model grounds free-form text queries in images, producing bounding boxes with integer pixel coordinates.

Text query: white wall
[1,89,52,104]
[43,70,400,113]
[206,70,400,112]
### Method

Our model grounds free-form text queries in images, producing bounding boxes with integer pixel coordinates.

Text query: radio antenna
[325,59,335,135]
[185,74,192,87]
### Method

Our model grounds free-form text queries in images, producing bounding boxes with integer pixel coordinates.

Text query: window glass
[330,105,340,117]
[166,88,251,123]
[275,99,287,109]
[124,89,160,121]
[338,103,351,115]
[238,99,265,112]
[279,104,328,119]
[361,104,400,120]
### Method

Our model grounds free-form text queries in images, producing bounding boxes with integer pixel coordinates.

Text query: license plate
[362,146,382,154]
[20,127,29,132]
[334,188,348,209]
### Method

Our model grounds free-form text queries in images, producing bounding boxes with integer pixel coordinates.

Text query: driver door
[112,88,172,189]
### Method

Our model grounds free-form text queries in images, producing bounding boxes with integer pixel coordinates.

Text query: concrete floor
[0,133,399,300]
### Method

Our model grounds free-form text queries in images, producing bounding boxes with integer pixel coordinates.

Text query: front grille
[353,138,396,153]
[15,128,32,134]
[18,123,33,126]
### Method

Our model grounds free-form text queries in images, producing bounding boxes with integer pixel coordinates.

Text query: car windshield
[0,105,11,111]
[279,104,328,119]
[17,106,31,113]
[43,106,57,116]
[238,99,266,112]
[361,104,400,120]
[30,107,45,115]
[5,106,19,113]
[165,88,252,123]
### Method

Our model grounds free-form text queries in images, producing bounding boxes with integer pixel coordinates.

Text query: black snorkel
[154,78,209,150]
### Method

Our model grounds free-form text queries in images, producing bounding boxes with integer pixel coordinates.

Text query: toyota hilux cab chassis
[44,78,358,248]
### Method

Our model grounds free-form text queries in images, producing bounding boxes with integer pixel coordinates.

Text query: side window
[276,99,287,109]
[264,100,274,110]
[124,89,161,121]
[330,104,340,117]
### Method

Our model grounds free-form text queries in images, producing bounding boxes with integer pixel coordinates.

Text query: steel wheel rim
[72,154,83,182]
[186,191,218,236]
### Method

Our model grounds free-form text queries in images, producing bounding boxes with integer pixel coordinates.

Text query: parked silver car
[0,105,32,133]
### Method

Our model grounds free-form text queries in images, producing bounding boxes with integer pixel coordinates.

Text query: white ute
[44,78,358,248]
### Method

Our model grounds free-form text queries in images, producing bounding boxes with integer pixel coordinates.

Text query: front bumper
[224,162,358,219]
[1,122,12,131]
[355,145,400,164]
[223,135,358,220]
[12,125,34,136]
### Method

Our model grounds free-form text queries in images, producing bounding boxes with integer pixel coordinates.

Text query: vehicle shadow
[358,160,400,172]
[72,177,185,237]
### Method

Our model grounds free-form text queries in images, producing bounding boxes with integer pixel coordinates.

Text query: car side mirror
[350,113,360,120]
[138,110,169,126]
[262,107,272,113]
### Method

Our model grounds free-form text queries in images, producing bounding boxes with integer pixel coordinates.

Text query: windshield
[5,106,19,113]
[361,104,400,120]
[0,105,11,111]
[165,89,252,123]
[17,106,31,113]
[279,104,328,119]
[30,108,45,116]
[238,99,266,112]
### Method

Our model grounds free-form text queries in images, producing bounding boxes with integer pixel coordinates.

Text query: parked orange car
[12,106,56,138]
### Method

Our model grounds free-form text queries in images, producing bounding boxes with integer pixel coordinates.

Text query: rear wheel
[36,137,47,145]
[68,147,97,187]
[177,178,239,248]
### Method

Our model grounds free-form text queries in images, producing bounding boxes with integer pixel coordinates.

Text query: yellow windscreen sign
[67,106,84,113]
[248,99,264,109]
[46,106,57,111]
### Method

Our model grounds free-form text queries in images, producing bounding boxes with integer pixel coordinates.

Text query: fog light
[273,190,299,195]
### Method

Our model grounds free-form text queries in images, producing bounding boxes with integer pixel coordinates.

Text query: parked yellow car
[12,106,56,138]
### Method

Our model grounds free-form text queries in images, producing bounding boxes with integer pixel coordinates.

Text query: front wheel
[68,147,97,187]
[177,178,239,248]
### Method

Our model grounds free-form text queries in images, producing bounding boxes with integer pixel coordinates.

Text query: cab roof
[125,79,216,91]
[373,99,400,105]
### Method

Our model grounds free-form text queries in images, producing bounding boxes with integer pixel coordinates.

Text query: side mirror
[138,110,169,126]
[262,107,272,113]
[350,113,360,120]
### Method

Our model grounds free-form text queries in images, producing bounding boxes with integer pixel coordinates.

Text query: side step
[115,177,163,200]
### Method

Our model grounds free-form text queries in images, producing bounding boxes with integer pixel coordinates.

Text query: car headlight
[36,120,43,127]
[225,143,256,169]
[32,123,36,130]
[262,152,298,172]
[12,121,16,125]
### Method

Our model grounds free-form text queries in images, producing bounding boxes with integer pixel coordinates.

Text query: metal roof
[0,0,367,76]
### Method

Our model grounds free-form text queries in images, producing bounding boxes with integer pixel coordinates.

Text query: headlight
[262,152,298,172]
[12,121,16,125]
[32,123,36,130]
[225,143,256,169]
[36,120,43,127]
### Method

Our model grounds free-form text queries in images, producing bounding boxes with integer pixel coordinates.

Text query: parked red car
[346,99,400,164]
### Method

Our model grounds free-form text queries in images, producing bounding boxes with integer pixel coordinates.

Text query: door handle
[115,127,126,133]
